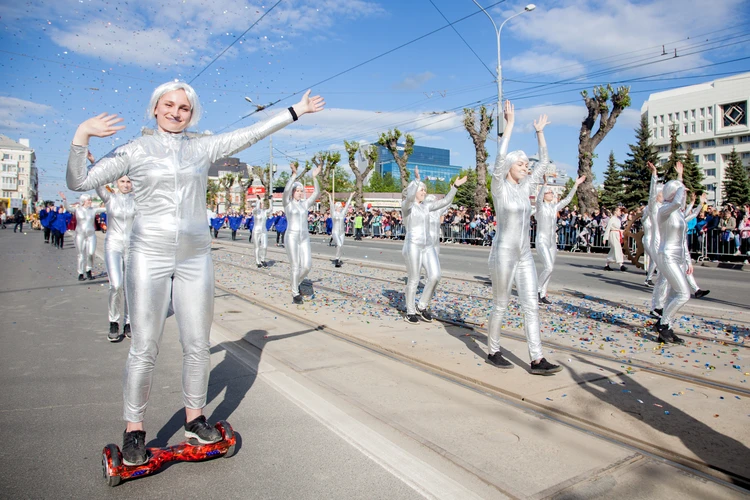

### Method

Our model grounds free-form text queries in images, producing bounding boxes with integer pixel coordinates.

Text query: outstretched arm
[201,91,325,162]
[556,175,585,212]
[282,163,302,207]
[647,161,660,218]
[305,165,322,210]
[491,100,515,184]
[428,176,466,212]
[343,192,355,214]
[535,175,547,214]
[68,113,130,191]
[401,180,419,219]
[528,114,551,186]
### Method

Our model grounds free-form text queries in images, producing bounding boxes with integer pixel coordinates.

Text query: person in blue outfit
[39,202,55,243]
[51,206,72,249]
[273,212,287,247]
[245,213,254,242]
[210,215,225,239]
[227,211,243,241]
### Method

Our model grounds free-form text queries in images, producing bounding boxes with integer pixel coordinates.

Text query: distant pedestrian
[1,209,7,229]
[51,206,72,248]
[354,211,363,240]
[13,209,25,233]
[603,206,626,271]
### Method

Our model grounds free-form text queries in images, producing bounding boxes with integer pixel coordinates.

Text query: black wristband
[288,106,298,121]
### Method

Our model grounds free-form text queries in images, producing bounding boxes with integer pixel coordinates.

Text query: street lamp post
[472,2,535,137]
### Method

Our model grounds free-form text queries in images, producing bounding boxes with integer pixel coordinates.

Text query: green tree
[206,179,219,209]
[364,171,399,193]
[577,84,631,213]
[463,105,493,210]
[377,129,415,189]
[682,145,704,194]
[449,169,477,208]
[620,116,659,209]
[219,173,235,211]
[274,170,291,188]
[425,179,450,195]
[722,147,750,205]
[560,177,579,209]
[599,151,623,209]
[660,125,681,182]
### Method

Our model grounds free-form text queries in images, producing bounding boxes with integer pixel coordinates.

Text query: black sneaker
[653,322,672,343]
[620,265,627,272]
[335,260,342,268]
[644,279,654,287]
[122,430,148,466]
[78,274,85,281]
[262,261,268,268]
[694,289,710,299]
[108,322,122,342]
[530,358,563,375]
[486,352,513,369]
[539,294,552,305]
[184,415,221,444]
[603,265,612,271]
[86,270,93,280]
[123,324,131,339]
[404,314,419,324]
[416,305,433,322]
[667,330,685,344]
[292,294,303,304]
[257,264,262,268]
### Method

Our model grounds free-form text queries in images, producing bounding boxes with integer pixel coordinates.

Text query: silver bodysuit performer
[283,169,320,301]
[68,107,298,423]
[331,192,354,266]
[65,194,104,280]
[402,181,458,320]
[252,199,273,267]
[96,184,136,327]
[486,102,561,374]
[535,178,579,301]
[425,194,450,257]
[653,180,691,344]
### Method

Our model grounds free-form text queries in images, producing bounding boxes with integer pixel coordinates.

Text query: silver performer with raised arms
[330,191,354,267]
[252,195,273,268]
[486,100,562,375]
[60,191,105,281]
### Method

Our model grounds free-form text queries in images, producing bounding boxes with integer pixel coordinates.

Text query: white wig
[662,180,684,202]
[502,150,529,172]
[291,181,304,199]
[424,194,437,204]
[79,193,91,204]
[145,81,202,128]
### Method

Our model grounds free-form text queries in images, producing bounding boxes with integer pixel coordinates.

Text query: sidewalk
[210,239,750,485]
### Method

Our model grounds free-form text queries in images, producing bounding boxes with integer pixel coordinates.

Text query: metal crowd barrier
[292,218,748,261]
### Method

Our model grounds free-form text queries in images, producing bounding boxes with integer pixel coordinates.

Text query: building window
[742,152,750,160]
[704,139,716,147]
[693,155,700,163]
[659,158,668,165]
[675,111,680,120]
[658,145,669,153]
[708,120,713,131]
[705,168,716,177]
[739,135,750,143]
[668,113,673,122]
[722,137,734,145]
[652,128,657,138]
[691,123,696,133]
[660,115,664,124]
[706,183,716,192]
[689,141,700,149]
[684,124,689,134]
[700,121,705,132]
[721,101,747,127]
[653,116,658,125]
[704,153,716,162]
[691,109,696,119]
[707,106,712,118]
[660,127,665,138]
[2,154,9,160]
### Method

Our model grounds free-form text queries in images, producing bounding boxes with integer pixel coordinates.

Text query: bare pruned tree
[344,140,378,208]
[463,105,493,210]
[577,84,631,214]
[377,129,415,190]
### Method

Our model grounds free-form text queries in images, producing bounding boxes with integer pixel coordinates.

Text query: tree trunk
[577,144,597,214]
[345,141,377,208]
[463,106,492,211]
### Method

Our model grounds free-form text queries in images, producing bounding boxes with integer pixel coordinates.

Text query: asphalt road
[219,230,750,316]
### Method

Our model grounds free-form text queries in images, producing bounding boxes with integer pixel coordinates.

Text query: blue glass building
[374,143,462,182]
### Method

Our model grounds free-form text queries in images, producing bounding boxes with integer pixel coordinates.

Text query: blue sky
[2,0,749,201]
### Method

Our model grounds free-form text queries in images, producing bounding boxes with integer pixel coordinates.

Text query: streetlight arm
[471,0,499,34]
[498,10,526,34]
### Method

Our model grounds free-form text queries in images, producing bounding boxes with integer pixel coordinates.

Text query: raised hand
[533,114,550,133]
[312,165,322,178]
[504,100,514,126]
[79,113,125,139]
[454,176,468,187]
[575,175,586,186]
[700,192,708,204]
[293,90,325,117]
[414,165,420,181]
[675,160,684,177]
[647,161,657,175]
[290,162,298,175]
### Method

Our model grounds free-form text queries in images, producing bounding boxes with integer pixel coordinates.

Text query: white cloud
[498,0,747,78]
[505,52,586,78]
[394,72,436,90]
[0,97,53,131]
[9,0,386,68]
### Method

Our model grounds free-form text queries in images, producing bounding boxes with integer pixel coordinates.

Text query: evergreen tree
[722,148,750,205]
[560,177,579,209]
[660,125,681,182]
[450,169,477,209]
[599,151,623,209]
[620,116,659,209]
[681,145,704,194]
[364,171,399,193]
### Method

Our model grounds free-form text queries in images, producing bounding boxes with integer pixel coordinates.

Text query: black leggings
[276,231,285,245]
[44,227,51,242]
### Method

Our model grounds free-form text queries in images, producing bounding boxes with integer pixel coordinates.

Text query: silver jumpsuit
[283,173,320,295]
[655,182,691,329]
[425,194,450,257]
[67,109,295,422]
[65,196,104,276]
[96,185,136,324]
[402,182,458,315]
[535,182,578,298]
[252,202,272,266]
[332,198,353,261]
[487,137,549,362]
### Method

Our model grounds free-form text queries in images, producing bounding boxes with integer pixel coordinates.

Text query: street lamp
[472,2,536,136]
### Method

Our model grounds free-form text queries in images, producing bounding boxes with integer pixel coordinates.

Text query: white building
[641,72,750,205]
[1,135,38,215]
